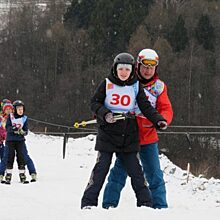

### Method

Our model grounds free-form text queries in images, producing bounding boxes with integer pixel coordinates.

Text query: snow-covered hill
[1,132,220,220]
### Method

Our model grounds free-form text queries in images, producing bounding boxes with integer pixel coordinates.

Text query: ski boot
[103,205,117,210]
[82,206,93,210]
[0,175,5,183]
[30,173,37,182]
[5,173,12,184]
[19,173,29,184]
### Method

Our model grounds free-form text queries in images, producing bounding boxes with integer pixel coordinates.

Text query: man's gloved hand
[157,121,168,130]
[105,112,116,123]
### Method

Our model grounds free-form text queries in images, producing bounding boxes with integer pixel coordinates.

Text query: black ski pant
[6,141,25,170]
[81,151,152,208]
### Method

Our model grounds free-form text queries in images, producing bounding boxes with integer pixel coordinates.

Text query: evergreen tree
[63,0,96,28]
[168,15,189,52]
[195,14,215,51]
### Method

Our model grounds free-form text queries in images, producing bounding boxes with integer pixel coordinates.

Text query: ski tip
[4,181,11,185]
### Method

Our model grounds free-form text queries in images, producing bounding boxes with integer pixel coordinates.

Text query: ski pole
[73,114,125,128]
[63,133,68,159]
[186,162,191,183]
[74,119,97,128]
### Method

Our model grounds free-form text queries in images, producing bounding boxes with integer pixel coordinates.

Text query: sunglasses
[141,59,158,67]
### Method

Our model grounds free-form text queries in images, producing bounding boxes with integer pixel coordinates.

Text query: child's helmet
[113,53,135,78]
[2,99,12,104]
[137,49,159,67]
[2,103,14,114]
[1,99,12,110]
[13,100,25,109]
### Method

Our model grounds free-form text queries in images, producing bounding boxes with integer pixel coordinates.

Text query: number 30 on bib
[110,94,131,106]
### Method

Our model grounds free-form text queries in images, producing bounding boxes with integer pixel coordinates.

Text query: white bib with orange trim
[105,78,139,113]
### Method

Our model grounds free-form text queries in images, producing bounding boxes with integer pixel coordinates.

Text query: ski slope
[1,132,220,220]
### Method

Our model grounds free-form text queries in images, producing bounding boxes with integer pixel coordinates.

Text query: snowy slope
[1,132,220,220]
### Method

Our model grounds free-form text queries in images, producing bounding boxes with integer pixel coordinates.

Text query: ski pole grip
[81,121,87,127]
[74,122,79,128]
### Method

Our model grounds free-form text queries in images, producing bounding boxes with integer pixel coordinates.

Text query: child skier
[5,100,28,184]
[0,118,6,161]
[0,101,37,183]
[81,52,168,209]
[0,102,13,161]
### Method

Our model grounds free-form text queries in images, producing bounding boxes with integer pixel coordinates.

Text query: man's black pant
[81,151,152,208]
[6,141,25,170]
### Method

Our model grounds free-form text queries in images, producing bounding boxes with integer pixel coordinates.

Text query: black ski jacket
[91,72,165,153]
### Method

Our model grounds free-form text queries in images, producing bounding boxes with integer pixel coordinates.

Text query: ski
[4,181,11,185]
[22,180,29,184]
[1,180,29,184]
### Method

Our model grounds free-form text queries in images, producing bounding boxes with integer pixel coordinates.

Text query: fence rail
[28,117,220,159]
[29,117,220,135]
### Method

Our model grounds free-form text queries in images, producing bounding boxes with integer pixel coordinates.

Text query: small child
[5,100,28,184]
[81,53,167,209]
[0,101,37,183]
[0,102,13,160]
[0,102,13,183]
[0,122,6,162]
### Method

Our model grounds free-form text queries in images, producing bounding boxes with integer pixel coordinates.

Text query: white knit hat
[117,63,132,71]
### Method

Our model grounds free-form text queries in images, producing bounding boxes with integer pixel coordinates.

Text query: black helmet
[113,53,135,78]
[13,100,25,109]
[114,53,135,65]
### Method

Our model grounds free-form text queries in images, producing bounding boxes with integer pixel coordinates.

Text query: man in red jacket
[102,49,173,209]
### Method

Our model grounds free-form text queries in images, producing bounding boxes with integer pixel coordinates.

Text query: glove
[157,121,168,130]
[13,126,19,134]
[13,127,26,135]
[105,112,116,123]
[12,126,18,131]
[17,128,26,136]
